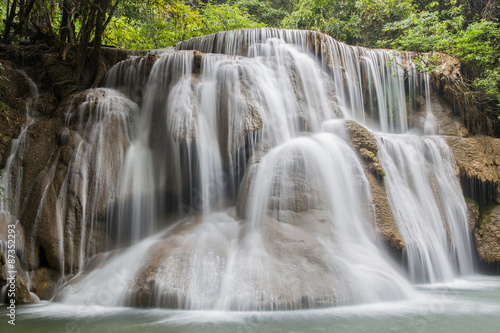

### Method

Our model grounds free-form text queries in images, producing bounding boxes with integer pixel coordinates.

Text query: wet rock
[411,89,468,136]
[444,136,500,184]
[129,215,345,309]
[344,120,405,249]
[217,62,264,161]
[236,142,326,221]
[466,199,480,233]
[14,275,35,304]
[2,269,34,304]
[475,205,500,263]
[31,267,61,300]
[443,135,500,265]
[103,55,158,104]
[344,120,385,177]
[32,92,58,117]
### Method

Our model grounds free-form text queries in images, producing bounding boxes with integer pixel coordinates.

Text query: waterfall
[423,73,437,135]
[1,28,475,310]
[376,135,473,282]
[177,28,408,133]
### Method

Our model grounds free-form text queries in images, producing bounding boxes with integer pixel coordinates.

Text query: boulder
[14,275,35,304]
[31,267,61,300]
[128,214,346,309]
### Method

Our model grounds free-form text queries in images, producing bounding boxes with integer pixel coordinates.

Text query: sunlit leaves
[103,1,262,49]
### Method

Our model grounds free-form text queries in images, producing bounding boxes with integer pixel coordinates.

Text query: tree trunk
[14,0,36,37]
[4,0,18,40]
[60,0,70,43]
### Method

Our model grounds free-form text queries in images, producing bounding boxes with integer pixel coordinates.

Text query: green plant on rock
[413,55,443,73]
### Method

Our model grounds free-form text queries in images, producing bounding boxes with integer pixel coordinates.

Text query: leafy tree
[280,0,412,47]
[102,1,262,49]
[384,0,500,123]
[235,0,289,27]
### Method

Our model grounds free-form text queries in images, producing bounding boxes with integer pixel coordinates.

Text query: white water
[377,134,473,283]
[0,28,478,311]
[5,275,500,332]
[177,28,408,133]
[423,73,437,135]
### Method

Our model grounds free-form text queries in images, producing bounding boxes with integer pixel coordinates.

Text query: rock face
[344,120,405,250]
[13,275,35,304]
[444,136,500,184]
[0,45,135,301]
[475,206,500,263]
[466,199,480,233]
[31,267,61,300]
[0,247,34,304]
[445,136,500,266]
[410,89,469,137]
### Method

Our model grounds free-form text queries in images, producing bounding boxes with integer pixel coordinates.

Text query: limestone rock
[129,215,345,309]
[475,205,500,263]
[466,199,480,233]
[31,267,61,300]
[444,136,500,184]
[2,271,35,304]
[217,60,264,161]
[410,89,468,136]
[14,275,35,304]
[344,120,405,249]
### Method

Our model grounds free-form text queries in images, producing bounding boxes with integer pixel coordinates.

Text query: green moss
[465,197,480,210]
[360,148,376,160]
[478,204,495,228]
[376,167,386,177]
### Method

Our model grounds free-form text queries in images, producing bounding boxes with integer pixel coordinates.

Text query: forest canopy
[0,0,499,119]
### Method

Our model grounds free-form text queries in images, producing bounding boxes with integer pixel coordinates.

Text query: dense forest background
[0,0,499,123]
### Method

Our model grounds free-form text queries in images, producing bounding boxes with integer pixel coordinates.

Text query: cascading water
[423,73,437,135]
[1,28,476,310]
[376,135,473,283]
[177,28,409,133]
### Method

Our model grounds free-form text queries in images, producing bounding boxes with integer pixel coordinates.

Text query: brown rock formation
[466,199,480,233]
[475,206,500,263]
[14,275,35,304]
[444,136,500,184]
[445,135,500,265]
[344,120,405,249]
[31,267,61,300]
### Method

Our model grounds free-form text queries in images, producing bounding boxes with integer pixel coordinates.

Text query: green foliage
[382,4,464,52]
[281,0,358,43]
[382,1,499,120]
[474,67,500,109]
[448,20,500,65]
[280,0,413,47]
[354,0,414,46]
[235,0,288,27]
[0,0,497,124]
[103,1,262,49]
[200,3,262,35]
[413,55,443,73]
[0,62,9,125]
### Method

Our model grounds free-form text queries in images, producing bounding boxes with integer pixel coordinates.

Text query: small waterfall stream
[0,28,475,310]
